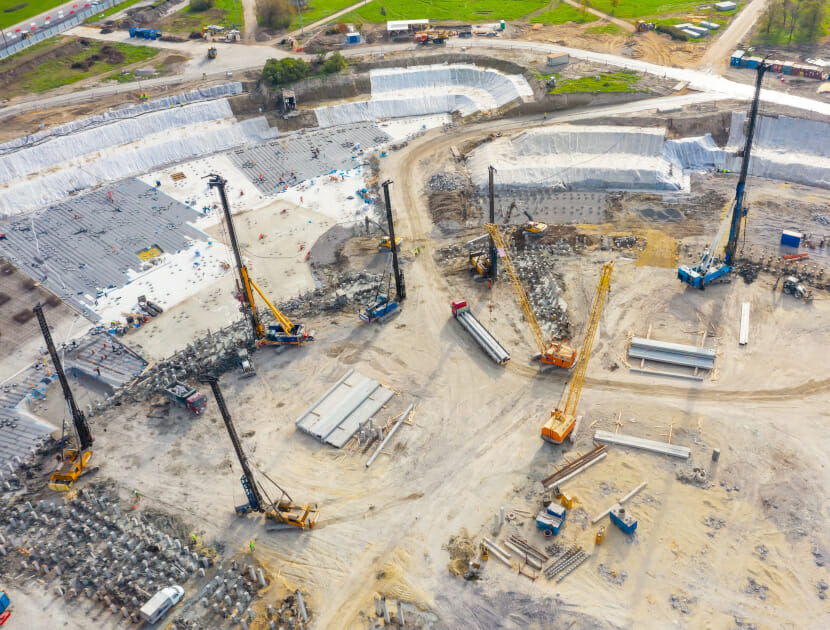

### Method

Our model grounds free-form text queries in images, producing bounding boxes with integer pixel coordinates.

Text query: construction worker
[133,489,140,502]
[192,534,198,545]
[249,540,255,552]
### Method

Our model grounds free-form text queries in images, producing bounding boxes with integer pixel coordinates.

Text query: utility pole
[296,0,305,36]
[488,165,497,280]
[381,180,405,301]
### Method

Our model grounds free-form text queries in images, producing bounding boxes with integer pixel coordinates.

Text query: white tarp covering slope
[0,100,236,184]
[468,126,688,192]
[0,116,280,216]
[315,64,533,127]
[724,114,830,189]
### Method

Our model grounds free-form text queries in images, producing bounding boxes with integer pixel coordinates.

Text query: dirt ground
[6,105,830,629]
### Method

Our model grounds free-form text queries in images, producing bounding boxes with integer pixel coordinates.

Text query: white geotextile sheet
[314,63,533,126]
[0,117,279,216]
[0,83,242,154]
[0,100,235,184]
[725,113,830,188]
[663,134,726,171]
[316,95,477,127]
[468,126,687,191]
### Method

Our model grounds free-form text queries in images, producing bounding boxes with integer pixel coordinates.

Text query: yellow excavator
[542,261,614,443]
[209,174,311,346]
[200,375,320,529]
[484,223,577,368]
[378,236,402,250]
[34,304,95,492]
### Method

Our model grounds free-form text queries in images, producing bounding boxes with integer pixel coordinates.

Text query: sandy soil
[8,109,830,630]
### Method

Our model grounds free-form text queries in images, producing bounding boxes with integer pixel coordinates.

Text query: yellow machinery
[469,251,491,278]
[596,526,606,545]
[542,261,614,443]
[523,222,548,236]
[34,304,95,492]
[484,223,576,368]
[209,174,309,346]
[378,236,402,250]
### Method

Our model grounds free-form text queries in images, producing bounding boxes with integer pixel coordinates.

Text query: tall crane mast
[199,374,321,529]
[542,261,614,444]
[208,174,310,346]
[198,374,264,514]
[678,62,768,289]
[34,303,94,491]
[483,223,576,368]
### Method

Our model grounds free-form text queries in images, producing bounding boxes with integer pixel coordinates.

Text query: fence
[0,0,122,61]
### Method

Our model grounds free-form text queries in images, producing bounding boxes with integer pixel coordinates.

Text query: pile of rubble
[428,173,467,192]
[511,245,571,340]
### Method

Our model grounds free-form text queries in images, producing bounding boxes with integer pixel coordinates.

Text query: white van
[139,585,184,624]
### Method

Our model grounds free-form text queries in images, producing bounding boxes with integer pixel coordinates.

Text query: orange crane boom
[483,223,576,368]
[542,260,614,444]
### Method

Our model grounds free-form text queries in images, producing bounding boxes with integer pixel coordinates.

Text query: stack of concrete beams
[0,179,205,321]
[628,337,715,370]
[0,408,55,476]
[295,369,395,448]
[227,122,390,195]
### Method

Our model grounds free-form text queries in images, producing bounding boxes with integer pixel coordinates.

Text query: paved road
[0,0,99,51]
[697,0,768,72]
[5,24,829,121]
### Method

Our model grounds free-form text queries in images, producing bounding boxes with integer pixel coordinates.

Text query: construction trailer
[678,62,768,289]
[542,261,614,444]
[483,223,577,368]
[208,174,311,346]
[199,375,320,529]
[34,304,95,492]
[451,299,510,365]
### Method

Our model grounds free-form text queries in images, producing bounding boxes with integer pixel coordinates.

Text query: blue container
[346,33,360,44]
[730,51,744,67]
[781,230,802,247]
[782,64,792,75]
[746,57,759,69]
[610,506,638,534]
[0,591,9,614]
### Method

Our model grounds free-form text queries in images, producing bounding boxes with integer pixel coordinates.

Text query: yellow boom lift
[542,261,614,443]
[208,174,311,346]
[484,223,577,368]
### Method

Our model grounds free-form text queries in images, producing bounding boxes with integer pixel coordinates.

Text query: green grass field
[583,22,623,34]
[161,0,242,33]
[588,0,702,19]
[341,0,548,24]
[0,0,68,29]
[1,39,157,96]
[549,69,643,93]
[530,3,597,25]
[288,0,360,31]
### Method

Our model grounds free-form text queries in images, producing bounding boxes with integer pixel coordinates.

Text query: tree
[257,0,295,30]
[262,57,310,86]
[785,0,801,42]
[322,51,347,74]
[189,0,214,11]
[798,0,824,40]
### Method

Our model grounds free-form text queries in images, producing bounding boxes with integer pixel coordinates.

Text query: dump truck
[163,381,207,414]
[415,29,450,44]
[140,585,184,624]
[451,299,510,365]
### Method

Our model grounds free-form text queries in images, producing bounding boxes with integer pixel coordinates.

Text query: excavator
[208,174,311,346]
[542,261,614,444]
[34,304,95,492]
[199,375,320,529]
[522,211,548,236]
[484,223,577,368]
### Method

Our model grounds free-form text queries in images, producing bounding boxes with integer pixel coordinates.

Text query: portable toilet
[346,32,360,44]
[745,57,760,69]
[781,230,802,248]
[730,50,744,67]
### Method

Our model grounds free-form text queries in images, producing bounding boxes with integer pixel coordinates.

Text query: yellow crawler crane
[542,261,614,444]
[483,223,576,368]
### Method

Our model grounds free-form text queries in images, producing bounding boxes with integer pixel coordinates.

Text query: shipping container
[771,62,782,72]
[781,230,802,248]
[730,50,744,67]
[746,57,761,69]
[782,64,792,74]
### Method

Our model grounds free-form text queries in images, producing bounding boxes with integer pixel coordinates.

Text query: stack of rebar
[544,545,590,582]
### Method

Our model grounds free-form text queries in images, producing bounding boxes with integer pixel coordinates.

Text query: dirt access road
[697,0,768,72]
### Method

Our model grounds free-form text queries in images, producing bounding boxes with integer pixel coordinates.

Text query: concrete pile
[511,244,571,341]
[428,173,467,192]
[0,486,205,624]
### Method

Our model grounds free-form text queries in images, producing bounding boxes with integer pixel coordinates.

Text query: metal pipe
[366,404,414,468]
[544,452,606,489]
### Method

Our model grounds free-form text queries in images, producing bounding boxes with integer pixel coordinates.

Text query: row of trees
[759,0,828,43]
[261,52,348,87]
